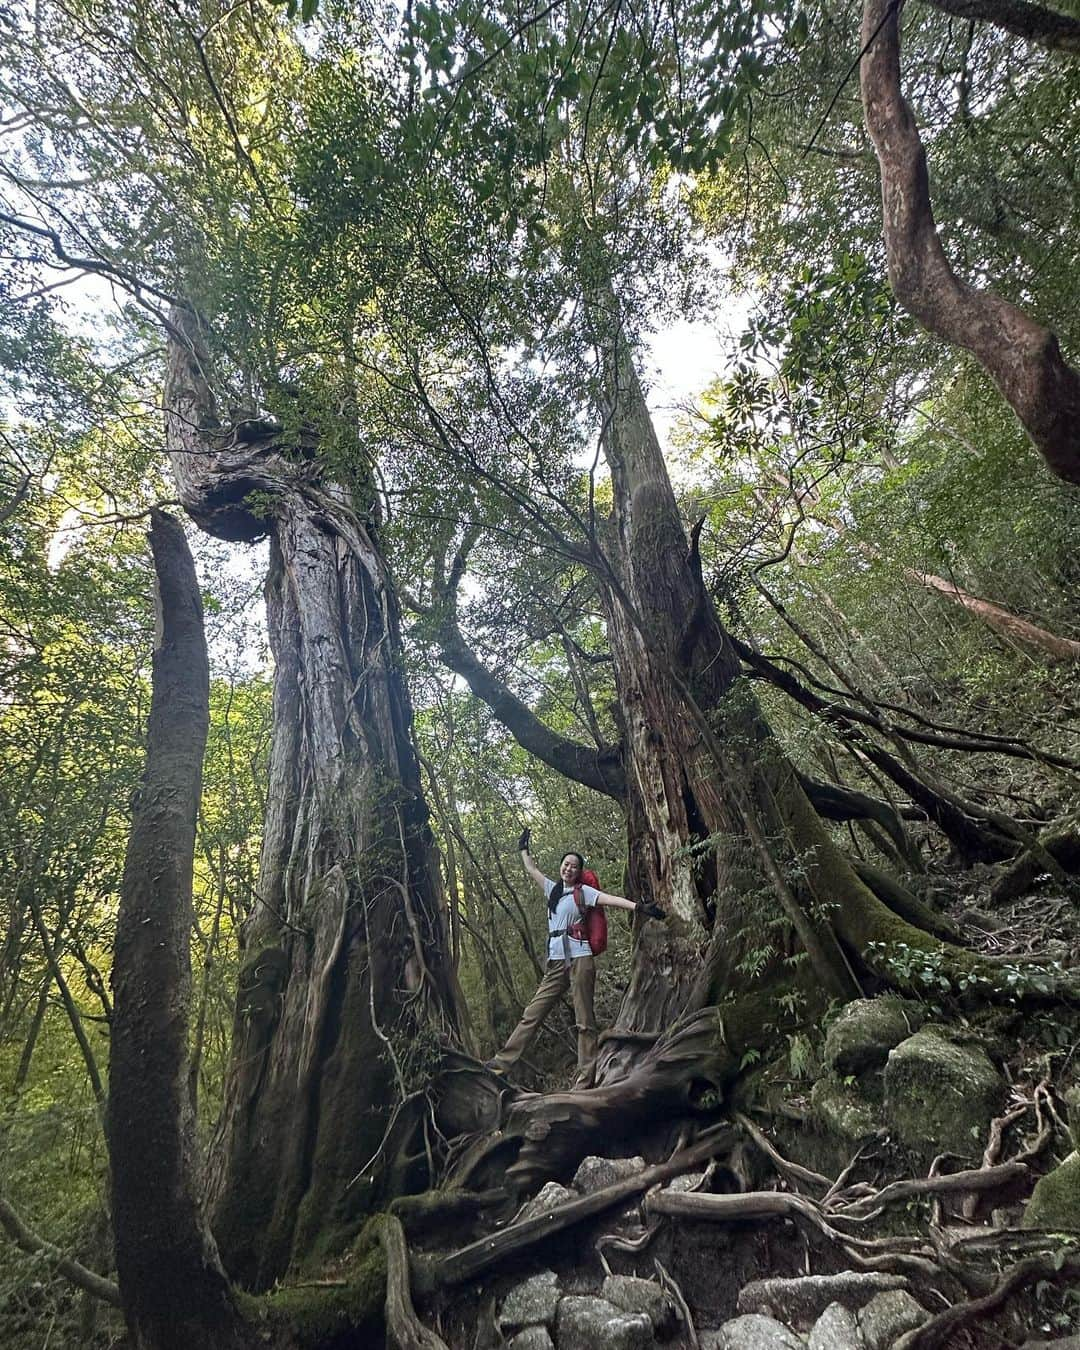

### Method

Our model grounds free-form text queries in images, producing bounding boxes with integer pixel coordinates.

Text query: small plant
[866,942,1065,1004]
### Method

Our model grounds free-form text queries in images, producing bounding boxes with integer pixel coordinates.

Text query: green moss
[239,1230,387,1348]
[1022,1153,1080,1232]
[824,997,926,1077]
[883,1027,1005,1156]
[810,1075,885,1143]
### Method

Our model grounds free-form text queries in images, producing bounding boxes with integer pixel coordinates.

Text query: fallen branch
[424,1126,735,1291]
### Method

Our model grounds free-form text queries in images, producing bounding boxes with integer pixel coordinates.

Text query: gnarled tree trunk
[860,0,1080,485]
[108,509,245,1349]
[165,308,463,1289]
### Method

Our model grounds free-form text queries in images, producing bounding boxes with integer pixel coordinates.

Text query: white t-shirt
[543,876,600,961]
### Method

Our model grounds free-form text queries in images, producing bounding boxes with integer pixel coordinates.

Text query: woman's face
[560,854,583,885]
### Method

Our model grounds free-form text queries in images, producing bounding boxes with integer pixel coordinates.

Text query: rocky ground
[425,886,1080,1350]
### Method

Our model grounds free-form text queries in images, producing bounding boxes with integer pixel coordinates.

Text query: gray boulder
[1022,1150,1080,1231]
[825,997,925,1077]
[602,1274,678,1336]
[498,1270,561,1332]
[665,1170,706,1193]
[507,1330,555,1350]
[701,1314,804,1350]
[516,1181,577,1223]
[738,1273,908,1330]
[811,1076,885,1143]
[883,1027,1005,1156]
[573,1155,648,1193]
[807,1303,861,1350]
[856,1290,928,1350]
[556,1296,654,1350]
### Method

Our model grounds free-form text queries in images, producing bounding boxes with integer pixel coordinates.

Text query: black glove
[518,826,531,853]
[636,901,665,921]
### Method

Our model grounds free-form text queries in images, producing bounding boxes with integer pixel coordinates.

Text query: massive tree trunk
[164,308,462,1289]
[108,509,245,1350]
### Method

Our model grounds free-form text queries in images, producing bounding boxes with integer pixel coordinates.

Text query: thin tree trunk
[107,508,243,1350]
[13,976,50,1091]
[24,887,104,1104]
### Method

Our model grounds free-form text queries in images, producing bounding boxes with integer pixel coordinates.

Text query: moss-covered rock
[883,1027,1005,1156]
[824,997,926,1077]
[1022,1152,1080,1231]
[1064,1086,1080,1151]
[810,1076,885,1143]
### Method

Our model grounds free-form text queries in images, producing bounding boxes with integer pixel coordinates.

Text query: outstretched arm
[597,890,664,920]
[596,891,634,912]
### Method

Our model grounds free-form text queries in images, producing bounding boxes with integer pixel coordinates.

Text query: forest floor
[413,877,1080,1350]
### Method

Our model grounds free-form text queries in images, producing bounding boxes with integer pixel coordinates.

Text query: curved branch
[860,0,1080,484]
[432,616,627,799]
[918,0,1080,54]
[0,1193,121,1307]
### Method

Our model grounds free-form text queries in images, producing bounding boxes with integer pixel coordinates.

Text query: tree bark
[904,568,1080,661]
[107,508,244,1350]
[918,0,1080,54]
[165,308,462,1288]
[860,0,1080,485]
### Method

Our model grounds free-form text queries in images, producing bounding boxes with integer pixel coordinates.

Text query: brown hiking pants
[491,956,597,1072]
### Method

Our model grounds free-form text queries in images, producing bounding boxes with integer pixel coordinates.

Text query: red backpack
[570,869,608,956]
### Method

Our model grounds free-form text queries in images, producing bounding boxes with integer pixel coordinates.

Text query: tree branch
[0,1193,121,1307]
[918,0,1080,54]
[423,547,627,800]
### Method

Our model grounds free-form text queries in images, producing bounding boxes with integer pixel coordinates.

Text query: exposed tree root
[645,1189,944,1282]
[375,1215,451,1350]
[419,1126,735,1293]
[989,826,1080,905]
[893,1250,1080,1350]
[443,1006,744,1196]
[851,861,963,943]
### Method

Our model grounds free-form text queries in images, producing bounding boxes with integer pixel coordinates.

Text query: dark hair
[548,852,586,915]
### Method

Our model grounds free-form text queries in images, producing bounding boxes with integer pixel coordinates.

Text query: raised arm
[518,828,546,892]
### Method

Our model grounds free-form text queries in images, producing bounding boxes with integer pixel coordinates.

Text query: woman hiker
[484,828,665,1080]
